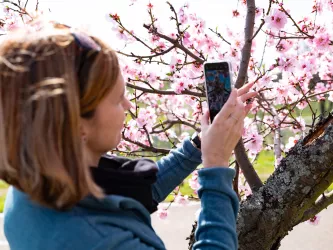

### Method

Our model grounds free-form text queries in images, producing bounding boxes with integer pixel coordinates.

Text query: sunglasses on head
[53,23,102,91]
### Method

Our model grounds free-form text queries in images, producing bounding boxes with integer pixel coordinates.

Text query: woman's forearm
[152,138,202,203]
[193,167,239,250]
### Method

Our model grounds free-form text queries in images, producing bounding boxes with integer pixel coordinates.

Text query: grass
[0,181,8,212]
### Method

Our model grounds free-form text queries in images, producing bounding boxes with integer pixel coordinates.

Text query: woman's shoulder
[4,187,165,249]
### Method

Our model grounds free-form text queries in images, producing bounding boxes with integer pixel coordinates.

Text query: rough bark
[188,114,333,249]
[237,114,333,249]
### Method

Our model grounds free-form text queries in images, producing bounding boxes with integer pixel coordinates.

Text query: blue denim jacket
[4,138,239,249]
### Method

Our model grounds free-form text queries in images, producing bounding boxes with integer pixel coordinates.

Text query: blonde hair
[0,21,120,210]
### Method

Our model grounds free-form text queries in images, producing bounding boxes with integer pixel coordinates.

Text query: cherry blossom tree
[2,0,333,249]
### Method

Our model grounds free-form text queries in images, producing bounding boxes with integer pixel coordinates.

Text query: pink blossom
[183,32,191,46]
[239,182,252,198]
[150,35,160,44]
[276,39,293,53]
[112,26,128,41]
[136,107,157,129]
[297,100,308,110]
[255,7,263,18]
[172,78,188,94]
[314,82,328,100]
[232,10,240,17]
[169,33,177,39]
[277,56,296,73]
[156,41,166,51]
[298,60,314,75]
[174,194,189,206]
[244,133,263,154]
[193,19,205,34]
[3,6,9,13]
[307,215,320,226]
[146,72,157,83]
[265,9,288,30]
[313,1,324,13]
[189,171,199,192]
[327,0,333,12]
[157,207,168,220]
[313,32,331,50]
[291,117,306,133]
[285,135,300,151]
[178,7,188,24]
[169,56,178,72]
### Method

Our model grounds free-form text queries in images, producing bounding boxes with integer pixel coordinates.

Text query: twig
[167,2,182,44]
[117,45,176,60]
[278,2,314,39]
[126,82,204,98]
[152,119,199,134]
[251,19,265,40]
[143,125,153,147]
[143,24,205,63]
[1,0,32,18]
[208,27,231,45]
[298,191,333,224]
[122,131,170,154]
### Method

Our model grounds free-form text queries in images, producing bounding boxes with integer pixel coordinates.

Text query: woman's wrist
[202,154,229,168]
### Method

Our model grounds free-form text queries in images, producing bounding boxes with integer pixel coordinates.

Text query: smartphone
[203,61,233,122]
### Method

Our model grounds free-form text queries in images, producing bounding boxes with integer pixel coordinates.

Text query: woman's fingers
[244,102,253,115]
[227,99,246,123]
[240,91,257,103]
[237,82,255,96]
[213,89,237,123]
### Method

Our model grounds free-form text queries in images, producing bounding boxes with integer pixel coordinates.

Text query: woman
[1,21,255,250]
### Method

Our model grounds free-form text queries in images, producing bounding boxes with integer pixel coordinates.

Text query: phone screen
[204,62,232,122]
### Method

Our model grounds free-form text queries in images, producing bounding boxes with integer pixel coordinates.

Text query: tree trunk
[188,114,333,249]
[237,114,333,249]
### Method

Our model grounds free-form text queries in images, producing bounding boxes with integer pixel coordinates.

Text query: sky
[4,0,320,66]
[32,0,316,49]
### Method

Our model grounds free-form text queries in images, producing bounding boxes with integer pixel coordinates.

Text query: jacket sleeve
[92,228,162,250]
[193,167,239,250]
[152,137,202,203]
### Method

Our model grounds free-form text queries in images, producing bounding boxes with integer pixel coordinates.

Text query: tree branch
[143,24,205,64]
[117,45,175,59]
[279,2,314,39]
[122,132,170,154]
[237,114,333,250]
[151,119,199,134]
[1,0,32,18]
[126,82,205,97]
[235,141,263,191]
[235,0,255,88]
[233,0,263,191]
[298,191,333,224]
[208,27,231,45]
